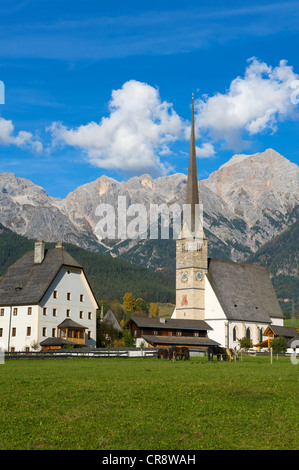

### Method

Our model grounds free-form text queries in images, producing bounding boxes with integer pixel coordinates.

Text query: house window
[80,311,83,319]
[53,290,58,299]
[53,308,57,317]
[194,332,199,337]
[67,292,71,301]
[0,308,4,316]
[246,327,251,339]
[0,328,3,337]
[88,312,92,320]
[43,307,47,316]
[80,294,84,302]
[27,307,32,315]
[13,308,18,316]
[154,330,158,336]
[26,327,31,336]
[42,327,47,337]
[66,309,71,318]
[176,331,182,336]
[88,331,91,340]
[12,327,16,337]
[52,328,56,337]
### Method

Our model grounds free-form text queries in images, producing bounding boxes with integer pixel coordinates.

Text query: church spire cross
[185,95,199,232]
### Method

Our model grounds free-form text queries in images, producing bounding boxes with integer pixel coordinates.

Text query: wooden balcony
[58,318,87,346]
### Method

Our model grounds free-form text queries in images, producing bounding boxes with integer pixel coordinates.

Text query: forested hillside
[246,221,298,315]
[0,225,175,304]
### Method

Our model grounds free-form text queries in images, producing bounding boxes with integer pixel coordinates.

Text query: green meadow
[0,356,298,450]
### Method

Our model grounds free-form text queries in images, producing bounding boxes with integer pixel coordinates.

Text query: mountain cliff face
[0,149,298,271]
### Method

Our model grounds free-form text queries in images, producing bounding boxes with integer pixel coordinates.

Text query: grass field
[0,356,298,450]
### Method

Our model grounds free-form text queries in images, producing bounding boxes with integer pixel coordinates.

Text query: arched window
[233,326,238,342]
[246,327,251,339]
[259,328,263,343]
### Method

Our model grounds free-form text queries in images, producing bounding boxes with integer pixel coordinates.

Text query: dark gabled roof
[287,334,299,348]
[0,246,82,306]
[58,318,87,329]
[103,309,122,332]
[142,335,219,347]
[207,258,283,323]
[266,325,298,338]
[128,315,212,331]
[40,337,75,346]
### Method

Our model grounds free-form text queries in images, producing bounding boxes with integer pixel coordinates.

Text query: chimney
[159,317,166,324]
[34,240,45,264]
[55,241,64,249]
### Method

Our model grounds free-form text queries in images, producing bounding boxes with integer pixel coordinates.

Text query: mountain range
[0,148,298,273]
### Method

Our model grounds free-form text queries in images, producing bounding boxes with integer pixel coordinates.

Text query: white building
[0,240,98,352]
[204,258,284,349]
[172,97,285,350]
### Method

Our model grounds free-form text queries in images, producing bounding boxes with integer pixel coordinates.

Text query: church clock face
[181,271,188,282]
[195,271,202,281]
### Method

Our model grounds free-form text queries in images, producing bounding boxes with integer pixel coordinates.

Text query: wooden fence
[4,348,158,360]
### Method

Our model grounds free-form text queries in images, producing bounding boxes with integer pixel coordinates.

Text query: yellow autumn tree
[149,302,159,317]
[123,292,135,313]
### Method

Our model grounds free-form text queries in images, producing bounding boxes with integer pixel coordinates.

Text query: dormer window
[15,286,22,293]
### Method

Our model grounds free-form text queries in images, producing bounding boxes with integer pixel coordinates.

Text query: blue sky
[0,0,299,198]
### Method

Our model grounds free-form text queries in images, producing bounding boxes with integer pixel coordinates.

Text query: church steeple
[185,95,199,234]
[175,95,208,321]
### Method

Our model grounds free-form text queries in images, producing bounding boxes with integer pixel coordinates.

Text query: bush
[271,336,287,353]
[238,337,253,350]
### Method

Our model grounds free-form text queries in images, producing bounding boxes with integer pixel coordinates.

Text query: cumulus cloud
[0,116,43,152]
[196,142,215,158]
[195,57,299,149]
[49,80,183,175]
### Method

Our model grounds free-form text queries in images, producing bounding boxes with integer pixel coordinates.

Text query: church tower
[175,96,208,320]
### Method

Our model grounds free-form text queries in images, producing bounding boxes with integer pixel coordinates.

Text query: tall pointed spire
[185,94,199,233]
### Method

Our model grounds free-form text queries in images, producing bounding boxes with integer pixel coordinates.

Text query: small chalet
[255,325,298,349]
[126,315,219,350]
[40,319,87,351]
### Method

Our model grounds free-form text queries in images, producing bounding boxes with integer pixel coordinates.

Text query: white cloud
[49,80,183,175]
[195,58,299,149]
[196,143,215,158]
[0,116,43,152]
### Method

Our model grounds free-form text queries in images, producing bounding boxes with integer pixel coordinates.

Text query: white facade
[0,266,97,352]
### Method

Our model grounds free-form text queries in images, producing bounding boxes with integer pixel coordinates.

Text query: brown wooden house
[125,316,219,350]
[255,324,298,349]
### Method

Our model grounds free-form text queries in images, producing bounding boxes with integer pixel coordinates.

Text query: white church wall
[205,276,270,349]
[270,317,284,327]
[204,275,227,346]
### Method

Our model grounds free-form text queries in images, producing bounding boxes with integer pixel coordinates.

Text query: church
[171,96,284,349]
[128,97,284,351]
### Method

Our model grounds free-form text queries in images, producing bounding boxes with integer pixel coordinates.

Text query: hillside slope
[0,226,175,303]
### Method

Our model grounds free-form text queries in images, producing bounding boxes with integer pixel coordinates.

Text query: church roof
[142,334,219,347]
[127,315,212,331]
[207,258,283,323]
[0,245,83,306]
[185,96,200,233]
